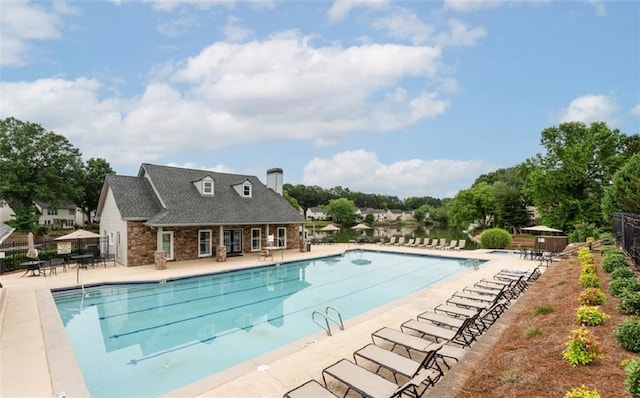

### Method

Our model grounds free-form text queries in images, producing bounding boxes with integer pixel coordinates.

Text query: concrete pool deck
[0,244,536,397]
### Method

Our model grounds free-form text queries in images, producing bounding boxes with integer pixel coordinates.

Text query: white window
[277,227,286,248]
[199,230,212,257]
[243,182,252,197]
[162,231,174,260]
[203,180,213,195]
[251,228,261,251]
[47,208,58,215]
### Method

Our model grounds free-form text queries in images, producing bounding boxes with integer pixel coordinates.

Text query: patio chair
[453,240,466,250]
[383,237,397,246]
[444,240,458,250]
[408,238,422,247]
[401,313,480,347]
[321,359,423,398]
[402,238,415,247]
[39,260,57,276]
[282,379,338,398]
[353,343,443,387]
[50,257,67,273]
[394,237,405,246]
[371,327,468,369]
[434,239,446,250]
[417,238,432,249]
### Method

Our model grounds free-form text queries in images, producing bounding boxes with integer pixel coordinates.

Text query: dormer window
[243,182,252,197]
[203,180,213,195]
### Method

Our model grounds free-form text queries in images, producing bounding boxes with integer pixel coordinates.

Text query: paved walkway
[0,244,537,397]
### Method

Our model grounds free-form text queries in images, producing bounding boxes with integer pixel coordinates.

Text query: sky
[1,0,638,200]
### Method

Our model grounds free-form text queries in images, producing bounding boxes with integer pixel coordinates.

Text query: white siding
[98,187,128,266]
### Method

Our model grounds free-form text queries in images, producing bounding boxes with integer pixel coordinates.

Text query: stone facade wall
[126,222,303,266]
[127,221,157,267]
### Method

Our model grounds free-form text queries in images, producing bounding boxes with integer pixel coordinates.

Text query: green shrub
[611,267,637,280]
[598,232,614,246]
[579,288,606,306]
[610,277,640,298]
[615,318,640,352]
[501,369,522,384]
[578,248,594,265]
[619,292,640,316]
[580,273,601,289]
[601,245,623,257]
[602,254,628,273]
[564,385,601,398]
[624,357,640,396]
[480,228,512,249]
[562,326,604,366]
[575,306,609,326]
[569,221,600,244]
[533,305,555,315]
[525,327,544,339]
[581,263,597,275]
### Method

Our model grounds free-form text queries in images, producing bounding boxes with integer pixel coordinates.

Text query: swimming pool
[52,251,478,397]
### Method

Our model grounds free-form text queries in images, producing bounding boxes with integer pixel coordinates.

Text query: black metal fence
[0,236,108,274]
[613,213,640,270]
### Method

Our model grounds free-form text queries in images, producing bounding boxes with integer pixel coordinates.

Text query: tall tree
[76,158,115,223]
[524,122,624,231]
[448,182,495,228]
[0,117,83,228]
[324,198,357,225]
[602,153,640,216]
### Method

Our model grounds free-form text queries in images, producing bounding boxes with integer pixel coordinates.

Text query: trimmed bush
[615,318,640,352]
[533,305,555,315]
[480,228,512,249]
[578,248,594,265]
[575,306,609,326]
[602,254,628,273]
[564,385,601,398]
[609,277,640,298]
[562,326,604,366]
[624,357,640,397]
[580,273,601,289]
[619,292,640,316]
[579,288,606,306]
[601,246,623,257]
[611,267,637,280]
[581,263,597,275]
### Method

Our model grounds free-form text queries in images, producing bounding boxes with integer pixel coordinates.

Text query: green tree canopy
[0,117,83,228]
[324,198,357,225]
[603,153,640,215]
[448,182,495,228]
[76,157,115,222]
[524,121,625,231]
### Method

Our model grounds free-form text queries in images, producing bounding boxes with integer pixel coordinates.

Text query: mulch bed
[456,255,635,397]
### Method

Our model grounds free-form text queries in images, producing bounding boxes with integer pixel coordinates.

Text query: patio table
[20,260,45,277]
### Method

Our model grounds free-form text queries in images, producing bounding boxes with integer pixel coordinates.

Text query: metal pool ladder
[312,306,344,336]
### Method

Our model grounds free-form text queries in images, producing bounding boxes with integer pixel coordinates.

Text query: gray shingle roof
[107,164,305,226]
[105,175,163,219]
[0,222,15,244]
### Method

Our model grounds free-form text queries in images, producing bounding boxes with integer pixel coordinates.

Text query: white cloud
[222,16,254,42]
[328,0,390,22]
[435,19,487,47]
[371,8,434,45]
[156,8,202,37]
[443,0,505,13]
[166,162,234,173]
[558,95,617,126]
[0,1,72,66]
[302,149,496,198]
[1,32,450,169]
[632,104,640,116]
[146,0,234,12]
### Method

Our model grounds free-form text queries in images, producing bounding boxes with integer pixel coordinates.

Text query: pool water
[53,251,476,397]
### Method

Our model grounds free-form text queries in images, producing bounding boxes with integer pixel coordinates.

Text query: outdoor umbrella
[54,229,102,240]
[320,223,340,232]
[26,232,38,259]
[350,223,371,231]
[55,229,102,255]
[522,225,563,233]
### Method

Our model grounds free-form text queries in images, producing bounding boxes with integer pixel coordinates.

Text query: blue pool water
[52,251,478,397]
